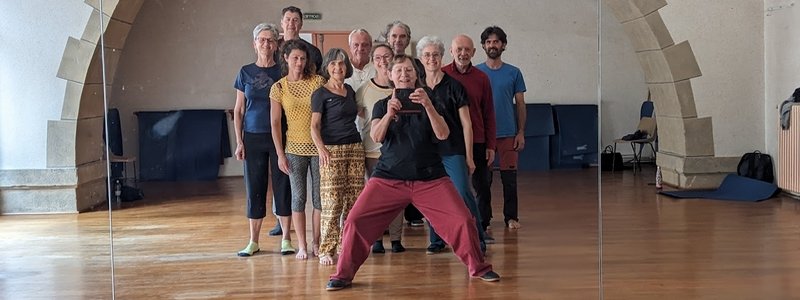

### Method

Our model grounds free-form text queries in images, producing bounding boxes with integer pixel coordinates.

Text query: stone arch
[56,0,732,191]
[42,0,145,212]
[604,0,737,188]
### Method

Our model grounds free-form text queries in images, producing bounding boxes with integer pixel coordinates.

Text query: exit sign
[304,12,322,20]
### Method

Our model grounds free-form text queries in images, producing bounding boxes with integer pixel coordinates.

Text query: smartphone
[394,88,424,114]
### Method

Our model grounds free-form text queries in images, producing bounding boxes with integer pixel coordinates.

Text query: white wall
[110,0,606,176]
[658,0,765,157]
[765,0,800,169]
[0,0,93,169]
[600,5,648,156]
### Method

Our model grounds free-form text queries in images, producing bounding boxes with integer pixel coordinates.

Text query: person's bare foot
[312,243,320,257]
[319,255,334,265]
[296,248,308,260]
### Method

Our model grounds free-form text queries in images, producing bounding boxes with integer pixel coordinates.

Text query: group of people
[232,6,527,291]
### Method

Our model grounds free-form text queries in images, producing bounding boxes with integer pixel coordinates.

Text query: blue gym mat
[659,174,779,202]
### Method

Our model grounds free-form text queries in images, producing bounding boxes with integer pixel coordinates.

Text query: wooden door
[308,31,350,56]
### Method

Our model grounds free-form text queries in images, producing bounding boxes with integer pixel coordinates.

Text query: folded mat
[659,174,778,202]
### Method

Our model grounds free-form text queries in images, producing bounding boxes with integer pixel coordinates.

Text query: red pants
[331,177,493,282]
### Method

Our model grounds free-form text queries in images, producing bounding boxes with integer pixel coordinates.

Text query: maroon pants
[331,177,493,282]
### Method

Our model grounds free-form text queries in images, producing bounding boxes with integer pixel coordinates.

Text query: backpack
[737,151,775,183]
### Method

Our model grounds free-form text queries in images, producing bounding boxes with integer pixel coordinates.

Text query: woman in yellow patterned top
[269,39,325,260]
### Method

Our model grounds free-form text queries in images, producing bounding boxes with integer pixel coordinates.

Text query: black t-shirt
[311,84,361,145]
[431,74,469,156]
[413,58,426,83]
[370,90,448,181]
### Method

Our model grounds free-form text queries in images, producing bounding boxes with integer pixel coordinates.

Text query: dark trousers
[472,144,519,230]
[498,170,518,223]
[472,143,493,230]
[404,204,423,222]
[243,132,291,218]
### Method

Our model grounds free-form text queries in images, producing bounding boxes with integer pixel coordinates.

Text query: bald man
[442,35,496,241]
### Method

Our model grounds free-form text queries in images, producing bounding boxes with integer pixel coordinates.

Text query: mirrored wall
[100,0,601,298]
[0,0,113,299]
[599,1,800,299]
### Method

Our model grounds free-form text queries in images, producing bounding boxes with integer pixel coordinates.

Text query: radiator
[779,105,800,196]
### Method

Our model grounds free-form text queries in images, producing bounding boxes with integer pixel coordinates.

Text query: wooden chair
[111,155,138,187]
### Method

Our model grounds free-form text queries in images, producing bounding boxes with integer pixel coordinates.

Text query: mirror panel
[600,1,800,298]
[0,0,113,298]
[103,1,600,298]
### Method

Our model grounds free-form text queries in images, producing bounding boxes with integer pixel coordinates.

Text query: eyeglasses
[421,52,442,59]
[373,54,392,61]
[256,37,277,44]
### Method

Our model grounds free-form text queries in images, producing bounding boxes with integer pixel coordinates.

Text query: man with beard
[344,29,375,91]
[442,34,496,243]
[476,26,526,231]
[381,21,426,82]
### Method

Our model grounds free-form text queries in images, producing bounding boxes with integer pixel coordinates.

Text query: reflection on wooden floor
[0,210,112,299]
[4,166,800,299]
[110,169,599,299]
[602,166,800,299]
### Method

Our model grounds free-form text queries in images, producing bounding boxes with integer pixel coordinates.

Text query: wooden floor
[602,166,800,299]
[2,166,800,299]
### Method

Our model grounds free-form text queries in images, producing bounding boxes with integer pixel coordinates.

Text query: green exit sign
[304,12,322,20]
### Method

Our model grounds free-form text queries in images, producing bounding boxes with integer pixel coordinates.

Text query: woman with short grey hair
[234,22,293,257]
[417,35,487,255]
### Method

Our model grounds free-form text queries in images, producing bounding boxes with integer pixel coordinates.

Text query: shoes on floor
[507,220,521,229]
[326,279,352,291]
[426,243,445,255]
[478,271,501,282]
[372,241,385,254]
[408,219,424,227]
[268,223,282,236]
[237,241,259,257]
[391,240,406,253]
[280,239,296,255]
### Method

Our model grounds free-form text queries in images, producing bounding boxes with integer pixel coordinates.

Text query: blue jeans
[429,155,486,252]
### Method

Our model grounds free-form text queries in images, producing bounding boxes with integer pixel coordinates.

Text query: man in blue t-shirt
[476,26,526,230]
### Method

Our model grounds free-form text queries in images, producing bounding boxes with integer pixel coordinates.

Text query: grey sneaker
[326,279,352,291]
[479,271,501,282]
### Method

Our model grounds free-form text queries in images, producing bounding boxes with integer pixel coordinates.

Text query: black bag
[737,151,774,183]
[601,145,624,171]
